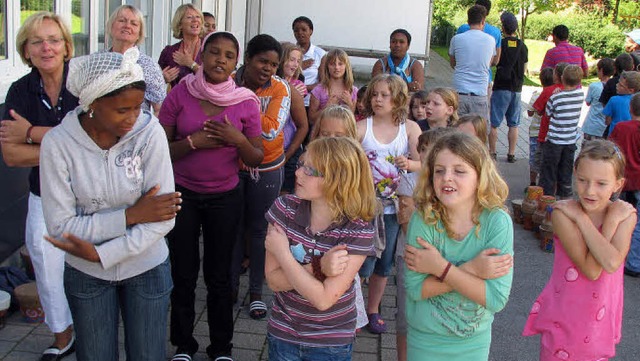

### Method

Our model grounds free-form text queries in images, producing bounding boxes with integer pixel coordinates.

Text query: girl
[310,105,357,140]
[264,137,377,361]
[292,16,326,106]
[355,86,368,121]
[278,42,309,194]
[160,32,263,361]
[308,49,358,124]
[523,140,637,361]
[425,87,459,129]
[356,74,421,333]
[404,131,514,361]
[453,114,488,144]
[409,90,429,131]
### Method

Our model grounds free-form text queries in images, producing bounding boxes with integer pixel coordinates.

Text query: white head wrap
[67,47,145,111]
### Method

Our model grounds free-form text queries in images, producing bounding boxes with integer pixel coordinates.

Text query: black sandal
[40,334,75,361]
[249,300,268,320]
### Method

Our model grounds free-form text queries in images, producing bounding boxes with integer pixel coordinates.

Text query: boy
[540,64,584,198]
[526,68,554,186]
[489,11,528,163]
[603,70,640,135]
[582,58,615,141]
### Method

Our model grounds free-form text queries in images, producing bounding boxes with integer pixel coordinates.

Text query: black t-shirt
[492,36,528,92]
[3,63,79,196]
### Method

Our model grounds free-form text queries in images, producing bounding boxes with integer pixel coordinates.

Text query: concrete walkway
[1,51,640,360]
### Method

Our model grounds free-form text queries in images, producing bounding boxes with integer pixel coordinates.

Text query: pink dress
[523,235,623,361]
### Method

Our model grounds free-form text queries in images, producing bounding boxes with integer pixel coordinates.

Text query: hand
[291,81,307,96]
[326,94,340,106]
[0,110,32,144]
[408,81,421,92]
[125,185,182,226]
[404,237,447,275]
[162,66,180,83]
[172,50,194,68]
[395,155,410,171]
[463,248,513,279]
[207,116,246,147]
[553,200,585,223]
[338,90,353,106]
[190,123,225,149]
[45,233,100,263]
[320,244,349,277]
[607,199,637,224]
[302,58,314,70]
[265,223,290,256]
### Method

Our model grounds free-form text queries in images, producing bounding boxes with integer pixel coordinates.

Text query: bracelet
[311,255,326,282]
[186,135,196,150]
[436,262,452,283]
[190,62,198,71]
[26,126,35,144]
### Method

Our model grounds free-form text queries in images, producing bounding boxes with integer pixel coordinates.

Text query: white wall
[260,0,431,74]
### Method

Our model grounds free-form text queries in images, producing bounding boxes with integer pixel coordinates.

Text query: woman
[292,16,326,107]
[0,12,77,361]
[40,48,181,361]
[107,4,166,114]
[159,32,264,361]
[158,4,204,88]
[230,34,290,320]
[371,29,425,92]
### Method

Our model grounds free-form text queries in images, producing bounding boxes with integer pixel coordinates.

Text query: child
[264,137,377,361]
[453,114,488,144]
[409,90,429,131]
[355,85,368,121]
[540,64,584,199]
[523,139,636,361]
[310,104,357,140]
[308,49,358,124]
[425,87,459,129]
[203,12,216,34]
[535,63,568,148]
[603,70,640,135]
[356,74,422,333]
[608,93,640,277]
[395,127,454,361]
[582,58,615,141]
[527,68,555,186]
[404,131,514,361]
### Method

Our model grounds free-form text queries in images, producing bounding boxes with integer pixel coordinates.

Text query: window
[21,0,54,23]
[0,1,6,60]
[71,0,89,55]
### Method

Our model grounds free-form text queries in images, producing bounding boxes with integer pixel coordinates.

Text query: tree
[495,0,569,39]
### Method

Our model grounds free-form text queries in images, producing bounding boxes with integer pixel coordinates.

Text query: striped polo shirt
[265,195,375,347]
[545,88,584,145]
[540,41,588,75]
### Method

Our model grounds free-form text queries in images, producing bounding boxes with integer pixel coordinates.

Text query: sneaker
[507,154,516,163]
[624,267,640,278]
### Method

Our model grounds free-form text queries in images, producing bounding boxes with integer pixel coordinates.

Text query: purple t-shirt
[159,82,261,194]
[310,84,358,110]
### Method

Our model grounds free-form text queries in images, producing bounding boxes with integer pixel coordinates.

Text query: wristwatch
[190,62,198,72]
[26,126,34,144]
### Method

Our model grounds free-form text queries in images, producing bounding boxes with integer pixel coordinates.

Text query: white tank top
[361,117,409,214]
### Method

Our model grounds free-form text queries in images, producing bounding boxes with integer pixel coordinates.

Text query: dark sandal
[171,353,192,361]
[40,334,75,361]
[367,313,387,334]
[249,300,268,320]
[214,357,234,361]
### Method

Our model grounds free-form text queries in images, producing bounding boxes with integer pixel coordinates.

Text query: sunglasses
[296,160,323,177]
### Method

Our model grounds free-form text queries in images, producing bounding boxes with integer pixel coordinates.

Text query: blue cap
[625,29,640,44]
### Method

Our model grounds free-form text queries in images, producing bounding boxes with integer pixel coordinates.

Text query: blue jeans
[268,334,353,361]
[64,258,172,361]
[359,214,400,277]
[625,191,640,272]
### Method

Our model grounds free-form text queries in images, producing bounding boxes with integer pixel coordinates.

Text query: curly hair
[363,74,408,124]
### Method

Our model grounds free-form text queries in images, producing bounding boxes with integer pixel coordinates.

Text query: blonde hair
[320,49,355,90]
[621,70,640,92]
[107,5,145,46]
[561,64,583,87]
[310,105,358,141]
[453,114,488,144]
[363,74,409,125]
[575,139,626,181]
[306,137,377,222]
[171,4,204,39]
[428,87,459,125]
[414,132,508,238]
[16,12,74,67]
[278,42,303,80]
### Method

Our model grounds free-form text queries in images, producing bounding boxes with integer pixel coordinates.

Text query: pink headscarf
[182,32,258,107]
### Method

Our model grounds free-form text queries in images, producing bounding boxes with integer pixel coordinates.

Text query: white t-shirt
[449,30,495,96]
[302,43,326,106]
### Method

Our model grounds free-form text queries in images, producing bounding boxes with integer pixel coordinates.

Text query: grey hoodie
[40,107,175,281]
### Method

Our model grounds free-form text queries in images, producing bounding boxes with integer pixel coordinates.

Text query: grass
[20,10,84,34]
[432,40,598,87]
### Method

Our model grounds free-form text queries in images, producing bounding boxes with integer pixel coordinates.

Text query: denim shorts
[529,137,538,171]
[490,90,522,128]
[359,214,400,278]
[268,334,353,361]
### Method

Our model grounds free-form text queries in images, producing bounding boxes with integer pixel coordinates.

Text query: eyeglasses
[296,160,323,177]
[29,38,65,48]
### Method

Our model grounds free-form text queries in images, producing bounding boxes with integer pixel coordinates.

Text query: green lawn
[432,40,597,87]
[21,10,83,33]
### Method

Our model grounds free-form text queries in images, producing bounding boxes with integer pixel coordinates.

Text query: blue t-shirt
[582,81,606,137]
[602,94,632,134]
[449,30,496,96]
[456,23,501,81]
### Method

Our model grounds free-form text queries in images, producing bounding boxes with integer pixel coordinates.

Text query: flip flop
[40,334,75,361]
[214,357,234,361]
[171,353,192,361]
[367,313,387,334]
[249,300,268,320]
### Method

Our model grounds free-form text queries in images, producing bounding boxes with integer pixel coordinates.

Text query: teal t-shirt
[404,208,514,360]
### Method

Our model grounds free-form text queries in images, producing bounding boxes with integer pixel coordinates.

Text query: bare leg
[529,171,538,186]
[508,126,518,156]
[396,333,407,361]
[489,127,498,155]
[52,325,73,349]
[366,274,388,313]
